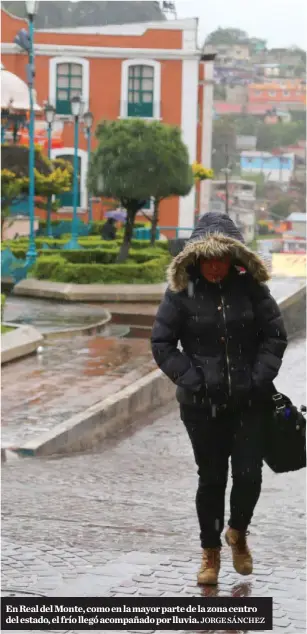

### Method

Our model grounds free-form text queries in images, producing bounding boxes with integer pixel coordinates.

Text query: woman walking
[151,213,287,585]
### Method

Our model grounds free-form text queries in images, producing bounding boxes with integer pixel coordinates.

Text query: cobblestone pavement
[2,337,306,633]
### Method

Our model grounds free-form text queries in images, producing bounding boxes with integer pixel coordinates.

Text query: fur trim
[167,232,270,292]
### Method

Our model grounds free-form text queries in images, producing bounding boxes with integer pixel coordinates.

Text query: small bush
[1,294,6,320]
[30,255,66,280]
[35,248,160,265]
[5,237,169,258]
[31,254,169,284]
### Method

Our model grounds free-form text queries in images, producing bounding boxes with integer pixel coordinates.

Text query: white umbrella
[1,68,41,112]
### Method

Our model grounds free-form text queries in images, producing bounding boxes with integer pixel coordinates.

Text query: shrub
[34,248,160,265]
[1,294,6,320]
[31,253,169,284]
[30,255,66,280]
[5,237,169,258]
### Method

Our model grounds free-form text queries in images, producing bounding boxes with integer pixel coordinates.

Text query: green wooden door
[58,155,81,207]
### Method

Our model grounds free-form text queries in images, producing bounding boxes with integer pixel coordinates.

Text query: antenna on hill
[161,1,177,19]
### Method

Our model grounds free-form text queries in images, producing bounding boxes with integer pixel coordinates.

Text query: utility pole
[225,144,230,214]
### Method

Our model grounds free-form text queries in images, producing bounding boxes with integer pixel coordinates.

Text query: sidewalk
[1,337,306,633]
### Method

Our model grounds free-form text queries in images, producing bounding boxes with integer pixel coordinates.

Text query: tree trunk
[117,204,137,263]
[150,198,160,246]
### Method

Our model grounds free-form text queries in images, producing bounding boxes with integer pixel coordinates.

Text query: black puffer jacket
[151,213,288,407]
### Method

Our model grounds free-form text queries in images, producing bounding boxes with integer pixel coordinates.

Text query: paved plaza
[1,336,306,633]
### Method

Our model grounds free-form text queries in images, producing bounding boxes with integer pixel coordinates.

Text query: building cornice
[35,18,198,35]
[2,42,203,61]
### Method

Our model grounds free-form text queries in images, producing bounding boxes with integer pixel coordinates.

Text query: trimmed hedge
[30,253,169,284]
[28,248,163,265]
[37,219,147,236]
[3,237,169,257]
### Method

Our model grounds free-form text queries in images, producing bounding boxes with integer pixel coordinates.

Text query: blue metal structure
[1,249,31,284]
[65,100,81,250]
[86,127,93,224]
[26,15,37,265]
[46,119,53,237]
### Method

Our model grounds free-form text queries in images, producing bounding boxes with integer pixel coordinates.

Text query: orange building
[1,8,215,234]
[248,80,306,110]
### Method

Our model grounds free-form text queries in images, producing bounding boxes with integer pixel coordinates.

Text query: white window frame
[136,197,154,217]
[51,147,88,211]
[268,91,276,97]
[49,56,90,115]
[120,59,161,120]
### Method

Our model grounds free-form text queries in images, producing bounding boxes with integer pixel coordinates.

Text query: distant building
[286,212,306,238]
[226,84,248,105]
[210,179,256,242]
[248,80,306,111]
[236,135,257,151]
[240,151,295,184]
[206,43,250,65]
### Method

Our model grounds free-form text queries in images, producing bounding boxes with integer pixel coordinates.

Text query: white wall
[200,60,214,214]
[178,58,199,236]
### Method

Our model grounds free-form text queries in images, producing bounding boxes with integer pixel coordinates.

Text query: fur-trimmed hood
[167,212,270,292]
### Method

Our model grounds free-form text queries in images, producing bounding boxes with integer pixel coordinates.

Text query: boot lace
[234,531,250,554]
[202,548,220,568]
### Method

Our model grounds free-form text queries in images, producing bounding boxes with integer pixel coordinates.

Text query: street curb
[3,284,306,459]
[8,369,176,458]
[1,323,44,365]
[42,310,111,340]
[13,279,167,303]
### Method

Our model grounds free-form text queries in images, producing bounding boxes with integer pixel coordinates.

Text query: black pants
[181,403,264,549]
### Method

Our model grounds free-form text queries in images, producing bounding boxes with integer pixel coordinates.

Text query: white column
[178,58,199,237]
[200,61,214,215]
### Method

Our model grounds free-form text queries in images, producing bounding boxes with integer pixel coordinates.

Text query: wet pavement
[1,334,152,447]
[1,277,305,449]
[1,336,306,633]
[3,296,110,334]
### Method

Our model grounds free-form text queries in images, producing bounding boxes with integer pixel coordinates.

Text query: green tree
[270,197,293,219]
[88,119,193,260]
[212,119,237,174]
[256,122,306,151]
[1,145,72,235]
[206,27,248,46]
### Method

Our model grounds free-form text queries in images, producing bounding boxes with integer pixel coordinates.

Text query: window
[49,57,90,115]
[56,63,82,115]
[51,147,88,210]
[120,59,161,120]
[268,91,276,97]
[128,65,154,118]
[283,90,290,97]
[255,90,262,96]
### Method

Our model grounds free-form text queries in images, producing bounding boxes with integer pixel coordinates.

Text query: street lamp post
[83,111,94,225]
[44,103,55,237]
[25,0,39,265]
[66,95,82,249]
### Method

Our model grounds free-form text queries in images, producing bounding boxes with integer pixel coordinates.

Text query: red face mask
[200,256,231,283]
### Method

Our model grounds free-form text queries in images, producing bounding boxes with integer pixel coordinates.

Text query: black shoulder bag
[246,276,306,473]
[263,391,306,473]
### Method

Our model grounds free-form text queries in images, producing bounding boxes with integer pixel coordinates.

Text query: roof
[249,80,304,90]
[287,212,306,222]
[0,68,41,111]
[214,102,242,115]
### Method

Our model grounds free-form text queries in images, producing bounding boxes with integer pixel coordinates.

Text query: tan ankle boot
[225,528,253,575]
[197,547,221,585]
